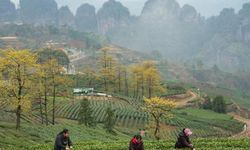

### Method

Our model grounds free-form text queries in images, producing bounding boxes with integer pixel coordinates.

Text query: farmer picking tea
[175,128,195,150]
[54,129,73,150]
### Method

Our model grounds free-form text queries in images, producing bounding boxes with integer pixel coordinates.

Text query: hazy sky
[10,0,250,17]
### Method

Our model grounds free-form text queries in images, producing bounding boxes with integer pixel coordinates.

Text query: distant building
[73,88,94,95]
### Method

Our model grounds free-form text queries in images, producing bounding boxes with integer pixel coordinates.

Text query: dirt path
[230,113,250,138]
[175,91,198,108]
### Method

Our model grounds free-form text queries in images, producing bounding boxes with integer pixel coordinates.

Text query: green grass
[25,138,250,150]
[0,89,246,149]
[51,97,243,139]
[0,120,131,149]
[178,108,232,120]
[195,85,250,110]
[0,106,244,148]
[166,108,244,138]
[233,90,250,110]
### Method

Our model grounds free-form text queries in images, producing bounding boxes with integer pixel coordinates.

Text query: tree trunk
[104,78,108,92]
[39,95,44,124]
[52,84,56,125]
[149,87,152,99]
[44,95,48,125]
[141,74,144,97]
[133,87,136,97]
[16,67,22,130]
[104,52,108,92]
[148,77,152,98]
[44,78,48,126]
[88,79,92,88]
[118,69,121,93]
[124,71,128,96]
[76,74,79,87]
[154,118,160,140]
[136,77,139,97]
[16,104,21,130]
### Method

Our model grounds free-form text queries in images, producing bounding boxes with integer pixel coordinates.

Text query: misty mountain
[75,4,97,32]
[0,0,17,22]
[19,0,58,25]
[1,0,250,72]
[108,0,206,59]
[197,4,250,72]
[97,0,131,34]
[58,6,75,27]
[107,0,250,72]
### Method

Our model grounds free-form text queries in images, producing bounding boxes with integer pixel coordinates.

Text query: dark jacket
[54,133,73,150]
[175,132,193,149]
[129,138,144,150]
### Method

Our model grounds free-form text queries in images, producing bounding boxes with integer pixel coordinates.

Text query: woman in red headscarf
[129,135,144,150]
[175,128,195,150]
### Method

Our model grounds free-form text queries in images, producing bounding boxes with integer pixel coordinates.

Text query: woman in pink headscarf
[175,128,195,150]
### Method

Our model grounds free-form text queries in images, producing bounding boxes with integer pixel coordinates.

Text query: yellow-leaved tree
[46,58,64,125]
[131,65,142,97]
[98,47,116,92]
[142,61,165,98]
[32,67,46,125]
[82,67,98,88]
[0,49,38,130]
[144,97,176,140]
[130,61,165,98]
[41,58,70,125]
[116,64,129,94]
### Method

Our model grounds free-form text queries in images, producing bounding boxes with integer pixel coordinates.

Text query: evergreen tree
[212,96,226,113]
[78,98,95,127]
[202,96,212,110]
[104,107,116,133]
